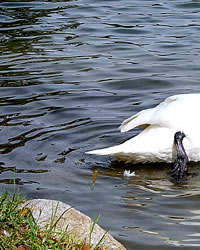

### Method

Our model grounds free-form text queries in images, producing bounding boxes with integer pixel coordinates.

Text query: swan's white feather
[87,94,200,163]
[123,170,136,178]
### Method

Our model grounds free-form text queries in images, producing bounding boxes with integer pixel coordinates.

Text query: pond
[1,1,200,249]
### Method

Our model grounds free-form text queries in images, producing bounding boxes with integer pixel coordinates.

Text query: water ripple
[1,1,200,249]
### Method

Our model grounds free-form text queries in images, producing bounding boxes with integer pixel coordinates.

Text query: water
[1,0,200,249]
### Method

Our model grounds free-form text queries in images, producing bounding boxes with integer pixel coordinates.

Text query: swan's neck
[170,131,189,180]
[175,139,187,160]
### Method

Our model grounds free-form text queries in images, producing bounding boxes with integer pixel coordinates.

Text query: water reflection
[0,0,80,86]
[0,178,39,185]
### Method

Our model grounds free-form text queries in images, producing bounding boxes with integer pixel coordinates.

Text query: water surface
[1,1,200,249]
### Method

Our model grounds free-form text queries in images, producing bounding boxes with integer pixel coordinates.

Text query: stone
[23,199,126,250]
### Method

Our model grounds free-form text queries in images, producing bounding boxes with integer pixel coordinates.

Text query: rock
[23,199,126,250]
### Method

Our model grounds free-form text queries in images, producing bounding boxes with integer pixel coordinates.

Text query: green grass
[0,191,106,250]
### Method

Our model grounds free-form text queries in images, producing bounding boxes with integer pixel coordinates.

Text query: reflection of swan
[87,94,200,178]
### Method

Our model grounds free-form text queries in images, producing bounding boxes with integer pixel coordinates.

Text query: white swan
[87,94,200,169]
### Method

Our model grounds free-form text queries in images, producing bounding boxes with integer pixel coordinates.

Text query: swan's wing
[119,95,180,133]
[119,108,154,132]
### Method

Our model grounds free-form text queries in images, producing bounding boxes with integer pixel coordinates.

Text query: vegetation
[0,191,106,250]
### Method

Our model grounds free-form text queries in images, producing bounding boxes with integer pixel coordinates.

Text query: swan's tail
[86,144,123,156]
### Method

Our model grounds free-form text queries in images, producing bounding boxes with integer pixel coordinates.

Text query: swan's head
[174,131,186,142]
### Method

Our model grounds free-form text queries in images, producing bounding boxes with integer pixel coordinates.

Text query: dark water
[1,0,200,249]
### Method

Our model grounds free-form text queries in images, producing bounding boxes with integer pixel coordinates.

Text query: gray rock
[23,199,126,250]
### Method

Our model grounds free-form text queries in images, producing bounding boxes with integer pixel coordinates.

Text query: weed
[0,191,107,250]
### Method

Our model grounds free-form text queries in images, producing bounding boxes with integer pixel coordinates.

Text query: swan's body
[87,94,200,163]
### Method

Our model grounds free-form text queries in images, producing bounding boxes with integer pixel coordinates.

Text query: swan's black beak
[170,131,189,180]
